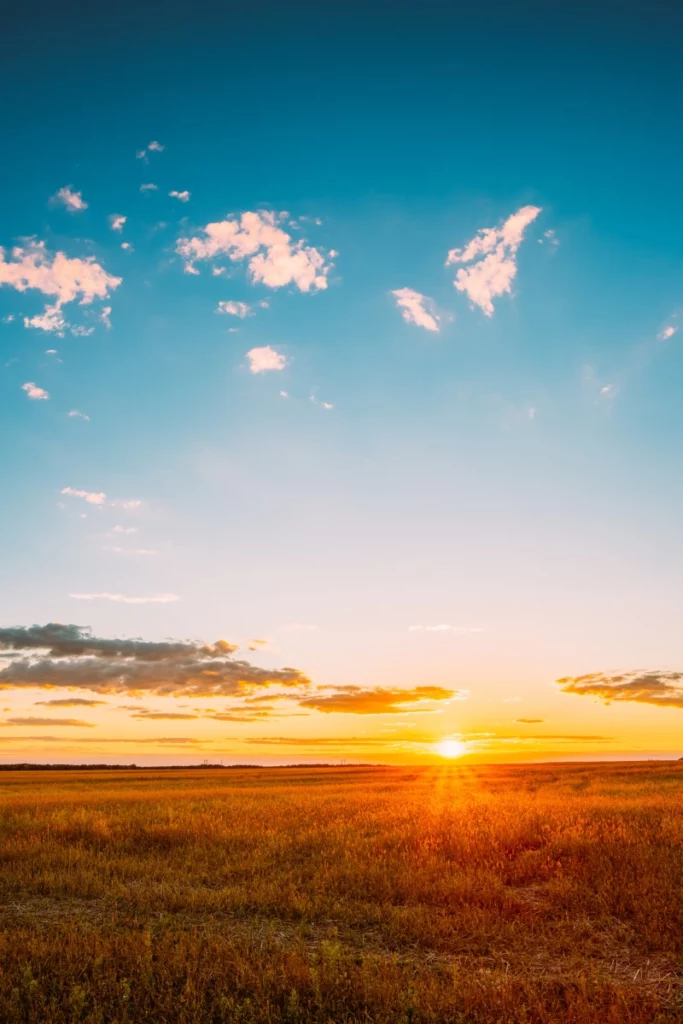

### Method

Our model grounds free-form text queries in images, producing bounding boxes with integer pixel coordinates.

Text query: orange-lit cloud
[1,716,94,727]
[35,698,107,707]
[299,684,460,714]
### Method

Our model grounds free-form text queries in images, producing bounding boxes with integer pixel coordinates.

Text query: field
[0,762,681,1023]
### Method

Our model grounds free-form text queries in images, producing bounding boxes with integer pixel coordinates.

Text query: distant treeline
[0,762,377,772]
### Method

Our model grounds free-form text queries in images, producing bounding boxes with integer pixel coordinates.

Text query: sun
[435,738,466,759]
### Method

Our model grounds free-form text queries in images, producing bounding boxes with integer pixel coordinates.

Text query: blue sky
[1,1,683,763]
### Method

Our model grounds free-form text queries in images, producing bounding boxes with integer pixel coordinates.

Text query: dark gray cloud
[557,670,683,709]
[0,623,309,697]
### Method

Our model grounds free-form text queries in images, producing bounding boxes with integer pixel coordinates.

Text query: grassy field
[0,761,681,1023]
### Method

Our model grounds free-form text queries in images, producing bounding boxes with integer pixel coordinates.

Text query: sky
[1,0,683,765]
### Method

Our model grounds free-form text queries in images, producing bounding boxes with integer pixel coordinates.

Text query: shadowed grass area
[0,761,681,1022]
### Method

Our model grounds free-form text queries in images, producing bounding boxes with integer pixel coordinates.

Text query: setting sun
[435,739,466,759]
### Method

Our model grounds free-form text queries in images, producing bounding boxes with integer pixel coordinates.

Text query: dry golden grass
[0,761,681,1022]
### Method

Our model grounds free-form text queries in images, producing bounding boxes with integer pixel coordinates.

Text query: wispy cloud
[309,395,333,410]
[61,487,107,505]
[49,186,88,212]
[107,546,158,556]
[169,190,190,202]
[177,210,334,292]
[2,716,93,727]
[408,625,483,634]
[68,409,90,421]
[130,711,198,720]
[582,364,617,405]
[0,736,206,746]
[246,346,286,373]
[538,228,559,247]
[136,141,164,162]
[217,300,251,318]
[446,205,541,315]
[61,487,141,509]
[658,324,677,341]
[391,288,440,332]
[109,214,126,232]
[70,593,179,604]
[140,184,158,193]
[110,525,138,535]
[21,381,49,400]
[0,623,309,698]
[557,669,683,709]
[35,698,107,707]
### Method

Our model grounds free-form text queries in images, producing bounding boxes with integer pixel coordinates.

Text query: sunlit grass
[0,761,681,1022]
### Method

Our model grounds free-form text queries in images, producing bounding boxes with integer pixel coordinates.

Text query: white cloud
[246,345,286,373]
[61,487,107,505]
[24,304,66,334]
[112,499,142,510]
[22,382,49,400]
[538,228,559,247]
[212,267,226,277]
[391,288,440,332]
[280,390,288,398]
[140,184,158,193]
[137,141,164,162]
[582,364,616,405]
[169,190,190,202]
[70,325,94,337]
[3,314,15,323]
[659,325,677,341]
[68,410,90,421]
[50,186,88,212]
[217,300,251,318]
[177,210,333,292]
[0,241,121,335]
[309,395,334,410]
[61,489,142,513]
[109,214,126,232]
[110,525,138,535]
[100,307,112,328]
[446,205,542,316]
[121,242,134,252]
[70,592,179,604]
[45,348,58,355]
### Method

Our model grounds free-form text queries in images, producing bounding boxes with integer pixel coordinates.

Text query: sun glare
[436,738,466,759]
